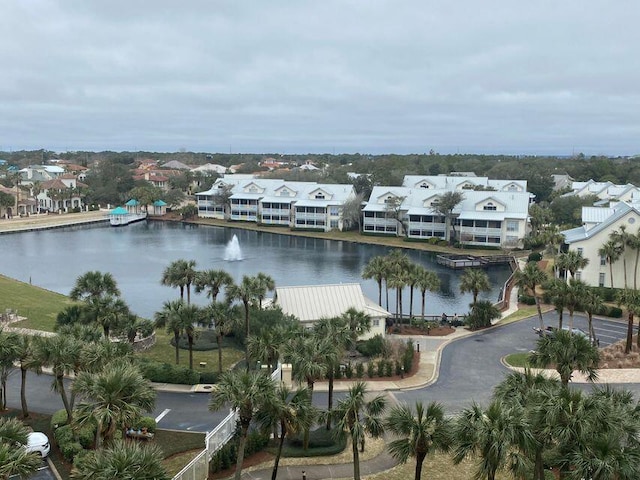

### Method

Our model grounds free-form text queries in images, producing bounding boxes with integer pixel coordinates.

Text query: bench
[126,430,155,440]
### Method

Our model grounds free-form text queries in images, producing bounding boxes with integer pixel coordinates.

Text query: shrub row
[355,334,387,357]
[136,358,200,385]
[518,294,537,305]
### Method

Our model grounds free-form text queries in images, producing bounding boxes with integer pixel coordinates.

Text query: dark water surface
[0,221,510,319]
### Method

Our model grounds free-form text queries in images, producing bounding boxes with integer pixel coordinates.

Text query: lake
[0,221,511,319]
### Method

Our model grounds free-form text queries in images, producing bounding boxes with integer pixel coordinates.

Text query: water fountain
[223,234,244,261]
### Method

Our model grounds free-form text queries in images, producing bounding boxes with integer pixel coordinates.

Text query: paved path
[0,210,108,234]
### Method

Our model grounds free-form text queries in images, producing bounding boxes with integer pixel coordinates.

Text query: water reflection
[0,222,511,319]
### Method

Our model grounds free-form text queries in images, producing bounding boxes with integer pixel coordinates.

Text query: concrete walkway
[0,210,109,234]
[242,448,398,480]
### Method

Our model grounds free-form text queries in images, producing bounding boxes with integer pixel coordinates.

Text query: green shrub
[518,294,536,305]
[384,361,393,377]
[54,425,74,445]
[606,306,623,318]
[51,409,68,430]
[334,366,343,380]
[344,362,353,379]
[403,341,415,373]
[376,360,385,377]
[136,358,200,385]
[356,335,387,358]
[355,362,365,378]
[366,362,375,378]
[209,429,267,473]
[60,441,83,462]
[465,301,501,330]
[199,371,219,384]
[132,416,157,433]
[527,252,543,263]
[76,422,97,449]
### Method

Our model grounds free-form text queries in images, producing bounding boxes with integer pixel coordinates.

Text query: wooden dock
[436,254,513,269]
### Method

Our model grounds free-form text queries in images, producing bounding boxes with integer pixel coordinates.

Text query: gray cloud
[0,0,638,155]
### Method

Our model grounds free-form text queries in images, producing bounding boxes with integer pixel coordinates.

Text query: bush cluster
[518,294,537,305]
[355,334,387,357]
[51,411,97,462]
[527,252,543,263]
[209,429,269,473]
[136,358,200,385]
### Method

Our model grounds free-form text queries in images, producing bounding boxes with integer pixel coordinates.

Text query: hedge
[355,335,387,358]
[136,358,200,385]
[518,294,537,305]
[209,430,269,473]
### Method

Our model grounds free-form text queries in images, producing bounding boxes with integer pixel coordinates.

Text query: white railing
[172,363,282,480]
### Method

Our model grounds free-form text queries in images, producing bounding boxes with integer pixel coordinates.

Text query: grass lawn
[0,274,74,332]
[139,329,244,376]
[504,352,533,368]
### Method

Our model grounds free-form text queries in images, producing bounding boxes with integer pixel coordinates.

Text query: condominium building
[196,175,356,232]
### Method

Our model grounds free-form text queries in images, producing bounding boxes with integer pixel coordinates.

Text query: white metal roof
[275,283,390,322]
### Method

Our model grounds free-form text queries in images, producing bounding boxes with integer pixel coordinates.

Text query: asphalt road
[6,313,640,432]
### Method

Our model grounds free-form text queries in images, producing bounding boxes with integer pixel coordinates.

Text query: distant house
[162,160,192,170]
[191,163,226,175]
[272,283,388,339]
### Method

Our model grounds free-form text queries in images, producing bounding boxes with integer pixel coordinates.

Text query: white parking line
[155,409,171,423]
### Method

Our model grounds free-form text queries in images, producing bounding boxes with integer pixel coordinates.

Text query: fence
[172,364,282,480]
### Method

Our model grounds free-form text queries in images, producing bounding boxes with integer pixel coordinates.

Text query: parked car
[533,326,589,339]
[25,432,50,458]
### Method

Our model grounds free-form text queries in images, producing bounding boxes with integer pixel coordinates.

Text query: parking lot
[9,461,56,480]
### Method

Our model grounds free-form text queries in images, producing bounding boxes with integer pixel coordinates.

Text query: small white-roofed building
[273,283,388,339]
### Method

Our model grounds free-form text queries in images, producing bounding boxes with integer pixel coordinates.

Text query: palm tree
[514,261,548,330]
[0,329,19,411]
[582,288,603,344]
[329,381,386,480]
[161,259,197,302]
[37,335,82,421]
[611,226,631,288]
[565,279,588,330]
[406,264,421,319]
[154,300,185,365]
[415,267,441,319]
[387,269,408,321]
[73,363,155,449]
[254,272,276,309]
[545,278,569,329]
[341,307,372,351]
[15,335,43,418]
[432,191,464,246]
[172,303,201,370]
[313,317,350,430]
[0,417,41,479]
[194,268,233,302]
[453,401,530,480]
[205,301,241,373]
[362,256,387,306]
[386,401,453,480]
[556,250,589,283]
[459,269,491,306]
[71,440,169,480]
[599,239,623,289]
[530,329,600,388]
[209,370,277,480]
[493,370,562,480]
[616,288,640,354]
[85,295,130,338]
[227,275,260,364]
[247,325,290,374]
[256,385,316,480]
[70,270,120,302]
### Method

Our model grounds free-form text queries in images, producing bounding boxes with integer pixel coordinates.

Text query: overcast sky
[1,1,638,155]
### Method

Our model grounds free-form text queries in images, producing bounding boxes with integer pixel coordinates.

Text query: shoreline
[0,209,525,258]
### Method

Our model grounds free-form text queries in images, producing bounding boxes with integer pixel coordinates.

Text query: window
[600,255,607,266]
[506,221,518,232]
[420,183,429,188]
[483,202,497,211]
[329,206,340,216]
[599,273,606,287]
[330,219,339,229]
[315,193,325,199]
[373,319,380,327]
[575,271,582,281]
[280,190,290,197]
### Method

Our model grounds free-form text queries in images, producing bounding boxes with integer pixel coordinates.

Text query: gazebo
[125,199,141,214]
[152,200,167,215]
